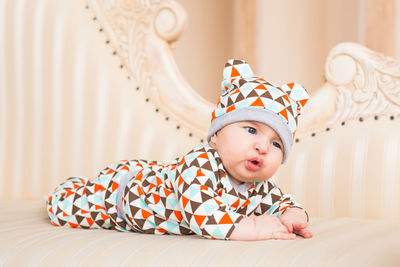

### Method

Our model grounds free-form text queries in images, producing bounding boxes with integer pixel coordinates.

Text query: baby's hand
[254,214,297,240]
[230,214,296,241]
[279,208,313,238]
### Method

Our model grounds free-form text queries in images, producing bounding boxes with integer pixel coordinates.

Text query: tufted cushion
[276,116,400,221]
[1,200,399,266]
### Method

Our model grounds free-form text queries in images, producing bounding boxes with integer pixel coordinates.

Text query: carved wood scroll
[299,42,400,134]
[88,0,400,137]
[87,0,213,138]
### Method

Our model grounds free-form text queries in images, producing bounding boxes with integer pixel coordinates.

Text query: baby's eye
[272,141,282,150]
[245,127,257,134]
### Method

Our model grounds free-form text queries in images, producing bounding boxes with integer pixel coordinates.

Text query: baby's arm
[229,214,296,241]
[279,207,312,238]
[253,181,313,238]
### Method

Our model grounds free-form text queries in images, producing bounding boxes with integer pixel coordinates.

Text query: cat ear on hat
[221,59,254,94]
[281,82,310,112]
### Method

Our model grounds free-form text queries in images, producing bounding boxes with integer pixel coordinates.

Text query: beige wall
[256,0,360,93]
[173,0,233,104]
[173,0,399,102]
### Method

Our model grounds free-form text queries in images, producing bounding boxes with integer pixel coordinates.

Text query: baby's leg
[46,176,112,229]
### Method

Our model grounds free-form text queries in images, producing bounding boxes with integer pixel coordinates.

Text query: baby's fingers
[281,221,293,233]
[272,231,296,240]
[294,228,313,239]
[292,222,307,231]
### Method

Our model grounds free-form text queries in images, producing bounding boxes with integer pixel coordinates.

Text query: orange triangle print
[211,110,216,121]
[136,172,143,182]
[142,209,152,219]
[121,165,130,172]
[196,168,205,177]
[299,99,308,107]
[148,183,156,191]
[251,98,264,107]
[178,176,184,187]
[95,205,105,210]
[287,83,294,89]
[231,199,240,209]
[200,185,208,191]
[279,109,289,121]
[182,195,190,208]
[174,210,183,221]
[227,104,236,113]
[282,94,290,103]
[137,186,144,196]
[219,213,233,224]
[68,222,79,228]
[101,212,109,221]
[65,189,74,198]
[152,193,160,204]
[241,199,250,207]
[163,188,173,197]
[106,169,115,175]
[94,184,106,193]
[86,217,94,226]
[112,181,119,192]
[194,214,207,227]
[255,84,266,90]
[198,152,209,160]
[232,88,240,95]
[231,66,240,77]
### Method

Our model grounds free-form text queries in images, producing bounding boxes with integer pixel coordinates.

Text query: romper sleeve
[173,146,245,240]
[253,180,307,219]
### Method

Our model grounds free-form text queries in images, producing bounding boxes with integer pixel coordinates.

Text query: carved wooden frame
[87,0,400,137]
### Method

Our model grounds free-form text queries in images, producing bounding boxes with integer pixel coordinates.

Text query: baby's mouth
[246,158,263,171]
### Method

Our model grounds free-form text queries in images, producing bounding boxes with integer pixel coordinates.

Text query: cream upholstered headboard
[1,0,400,224]
[277,43,400,221]
[0,0,212,200]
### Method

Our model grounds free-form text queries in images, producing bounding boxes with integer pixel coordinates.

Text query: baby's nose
[255,141,268,154]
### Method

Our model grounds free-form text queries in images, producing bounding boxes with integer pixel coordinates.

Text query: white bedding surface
[1,200,399,267]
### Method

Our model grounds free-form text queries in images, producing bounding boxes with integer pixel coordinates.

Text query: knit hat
[207,59,309,163]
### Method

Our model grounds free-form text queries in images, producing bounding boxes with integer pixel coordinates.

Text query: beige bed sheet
[1,200,399,267]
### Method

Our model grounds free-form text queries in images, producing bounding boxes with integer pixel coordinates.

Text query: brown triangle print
[58,218,67,226]
[72,205,81,215]
[235,92,245,102]
[227,96,234,107]
[233,59,244,65]
[271,193,281,204]
[260,90,273,100]
[201,161,213,172]
[190,200,202,213]
[75,215,85,224]
[238,78,246,87]
[275,96,285,106]
[287,105,294,116]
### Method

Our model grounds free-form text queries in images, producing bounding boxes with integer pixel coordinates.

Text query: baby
[47,59,312,240]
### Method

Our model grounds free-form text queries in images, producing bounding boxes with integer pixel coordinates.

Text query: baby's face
[210,121,283,184]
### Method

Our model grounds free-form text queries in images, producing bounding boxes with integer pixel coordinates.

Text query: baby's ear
[209,133,218,148]
[221,59,254,94]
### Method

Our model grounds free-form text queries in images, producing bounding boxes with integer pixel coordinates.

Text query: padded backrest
[0,0,207,200]
[1,0,399,224]
[276,42,400,221]
[276,118,400,222]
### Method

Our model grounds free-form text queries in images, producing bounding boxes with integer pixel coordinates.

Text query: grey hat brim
[207,107,293,163]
